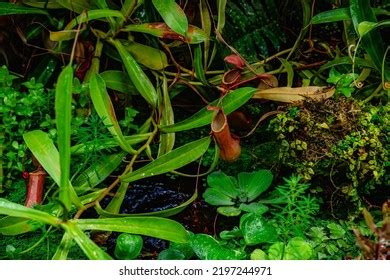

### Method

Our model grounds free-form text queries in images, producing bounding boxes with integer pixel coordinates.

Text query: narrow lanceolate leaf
[100,70,137,94]
[104,182,129,214]
[0,216,42,235]
[157,76,175,157]
[50,10,124,41]
[23,130,82,208]
[152,0,188,36]
[121,23,208,44]
[0,198,60,226]
[64,221,112,260]
[350,0,388,79]
[55,65,73,210]
[311,8,351,24]
[160,87,256,133]
[71,133,151,155]
[73,152,126,194]
[200,0,212,65]
[123,41,168,70]
[252,86,335,103]
[89,74,136,154]
[120,137,211,183]
[111,39,158,108]
[22,0,63,9]
[52,232,73,260]
[194,45,209,85]
[76,216,190,243]
[0,3,49,15]
[311,7,390,25]
[57,0,91,13]
[23,130,61,184]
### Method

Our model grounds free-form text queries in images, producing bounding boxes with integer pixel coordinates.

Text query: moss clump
[269,97,389,212]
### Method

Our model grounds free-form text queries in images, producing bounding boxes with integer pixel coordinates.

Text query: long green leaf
[70,133,151,155]
[100,70,137,94]
[89,73,136,154]
[22,0,63,9]
[311,8,351,24]
[311,7,390,24]
[64,221,112,260]
[350,0,388,79]
[55,65,73,210]
[73,152,126,194]
[194,45,209,85]
[50,10,124,41]
[0,199,60,226]
[0,3,49,15]
[160,87,256,133]
[111,39,158,108]
[76,217,190,243]
[123,41,168,70]
[200,0,211,66]
[52,232,73,260]
[157,76,175,157]
[121,23,208,44]
[104,182,129,214]
[152,0,188,36]
[23,130,60,184]
[0,216,42,235]
[121,137,211,183]
[23,131,83,208]
[57,0,91,13]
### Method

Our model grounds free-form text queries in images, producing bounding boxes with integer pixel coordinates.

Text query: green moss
[269,98,389,212]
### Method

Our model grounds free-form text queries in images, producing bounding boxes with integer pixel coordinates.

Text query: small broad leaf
[267,242,285,260]
[203,188,234,206]
[283,237,313,260]
[190,234,246,260]
[217,206,241,217]
[250,249,268,260]
[239,203,269,215]
[207,171,239,197]
[152,0,188,36]
[120,137,211,183]
[238,170,273,202]
[240,213,277,245]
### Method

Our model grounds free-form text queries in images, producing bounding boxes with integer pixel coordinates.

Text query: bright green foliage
[1,66,55,190]
[203,170,273,216]
[190,234,246,260]
[307,221,360,260]
[270,98,389,208]
[270,176,319,240]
